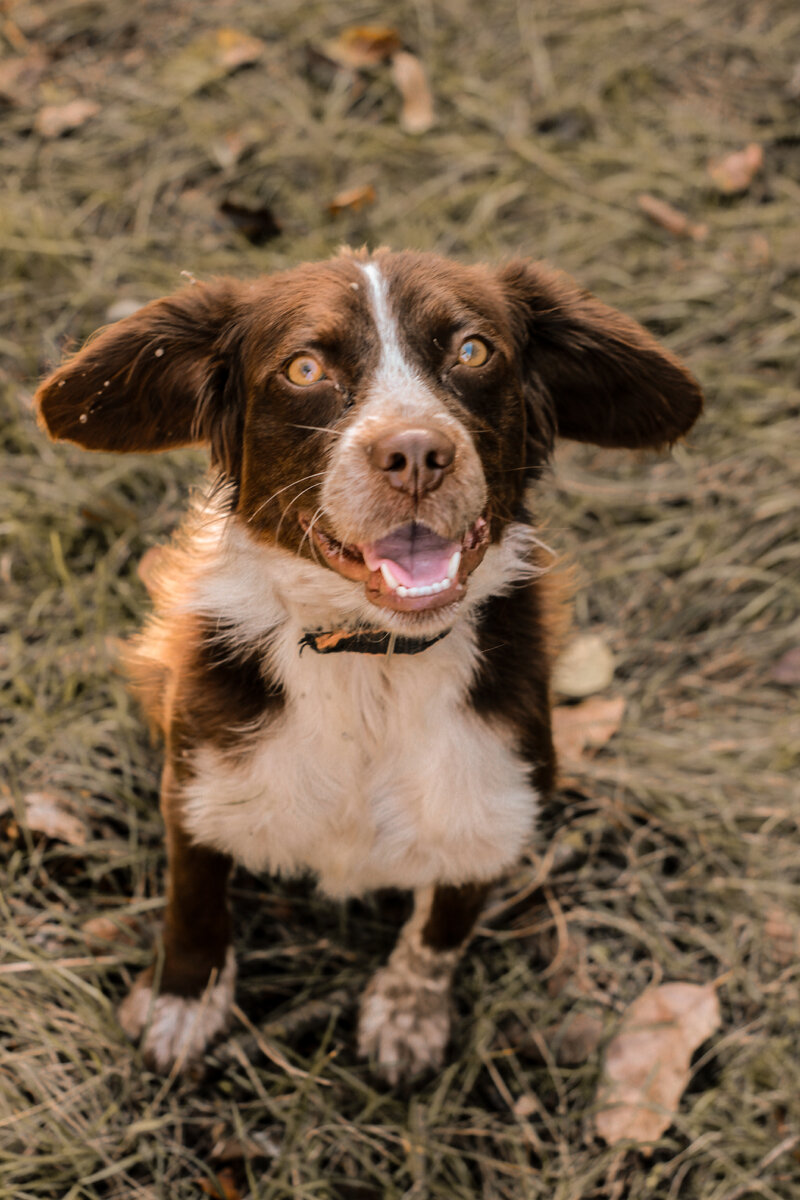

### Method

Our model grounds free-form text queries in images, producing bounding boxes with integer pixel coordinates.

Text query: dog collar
[299,628,451,656]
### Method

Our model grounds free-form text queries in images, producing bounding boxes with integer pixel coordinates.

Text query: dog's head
[36,249,702,630]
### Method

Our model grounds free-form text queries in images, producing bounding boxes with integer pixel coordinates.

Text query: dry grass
[1,0,799,1196]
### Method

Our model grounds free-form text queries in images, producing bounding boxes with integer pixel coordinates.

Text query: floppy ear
[500,261,703,450]
[35,280,247,473]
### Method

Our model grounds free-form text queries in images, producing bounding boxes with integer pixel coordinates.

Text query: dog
[35,248,702,1082]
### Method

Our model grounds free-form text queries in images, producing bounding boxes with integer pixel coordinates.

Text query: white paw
[357,958,453,1085]
[118,950,236,1073]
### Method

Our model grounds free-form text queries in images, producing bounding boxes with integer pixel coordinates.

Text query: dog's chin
[299,514,490,623]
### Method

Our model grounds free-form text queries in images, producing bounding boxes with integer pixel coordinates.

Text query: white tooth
[397,585,409,597]
[409,587,422,597]
[447,550,461,581]
[380,562,401,591]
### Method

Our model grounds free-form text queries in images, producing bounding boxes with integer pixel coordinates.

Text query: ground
[1,1,799,1197]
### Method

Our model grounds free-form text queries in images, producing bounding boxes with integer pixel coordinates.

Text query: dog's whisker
[247,472,326,525]
[273,482,327,545]
[289,423,345,437]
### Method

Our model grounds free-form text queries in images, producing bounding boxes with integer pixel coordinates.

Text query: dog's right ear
[35,280,247,472]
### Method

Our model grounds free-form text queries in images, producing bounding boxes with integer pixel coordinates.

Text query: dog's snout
[368,427,455,498]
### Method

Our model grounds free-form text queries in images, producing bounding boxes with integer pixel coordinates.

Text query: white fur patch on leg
[117,948,236,1073]
[357,904,460,1084]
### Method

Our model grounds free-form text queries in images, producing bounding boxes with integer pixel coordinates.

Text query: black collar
[299,628,451,656]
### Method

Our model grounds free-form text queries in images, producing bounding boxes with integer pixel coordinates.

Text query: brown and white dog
[35,248,702,1082]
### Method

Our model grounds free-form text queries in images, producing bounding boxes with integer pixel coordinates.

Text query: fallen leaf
[162,28,265,95]
[637,194,708,242]
[552,695,626,763]
[771,647,800,685]
[14,792,87,846]
[390,50,435,134]
[748,232,770,266]
[553,1010,605,1063]
[321,25,403,70]
[508,1009,604,1065]
[328,184,377,215]
[0,50,47,105]
[708,143,763,195]
[215,28,266,71]
[211,1130,282,1161]
[552,632,615,698]
[82,913,142,951]
[35,98,100,139]
[209,123,262,171]
[764,906,800,966]
[595,982,721,1147]
[196,1167,240,1200]
[785,62,800,100]
[218,200,281,245]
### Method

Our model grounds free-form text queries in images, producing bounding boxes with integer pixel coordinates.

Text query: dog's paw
[357,960,452,1085]
[117,950,236,1074]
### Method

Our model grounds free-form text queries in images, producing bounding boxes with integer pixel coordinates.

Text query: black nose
[368,426,456,498]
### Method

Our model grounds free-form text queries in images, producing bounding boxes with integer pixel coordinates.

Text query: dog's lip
[299,515,490,612]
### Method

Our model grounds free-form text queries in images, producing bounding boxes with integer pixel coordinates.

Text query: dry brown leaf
[595,982,721,1147]
[637,194,708,242]
[162,28,265,95]
[321,25,403,70]
[20,792,87,846]
[771,647,800,685]
[788,62,800,100]
[82,913,142,951]
[0,50,47,104]
[196,1167,241,1200]
[328,184,377,215]
[509,1009,604,1065]
[35,99,100,139]
[390,50,435,134]
[210,1131,282,1161]
[552,632,615,698]
[708,143,763,194]
[552,695,626,763]
[764,906,800,966]
[215,28,265,71]
[513,1093,538,1117]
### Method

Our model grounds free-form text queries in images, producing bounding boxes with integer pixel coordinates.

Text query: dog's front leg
[118,766,235,1073]
[358,881,490,1084]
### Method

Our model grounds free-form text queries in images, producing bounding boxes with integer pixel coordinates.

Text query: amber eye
[286,355,326,386]
[457,337,490,367]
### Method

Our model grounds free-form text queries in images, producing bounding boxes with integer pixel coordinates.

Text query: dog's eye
[286,355,326,386]
[457,337,490,367]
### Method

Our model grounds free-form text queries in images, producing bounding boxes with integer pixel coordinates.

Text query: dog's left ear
[35,279,247,474]
[500,260,703,450]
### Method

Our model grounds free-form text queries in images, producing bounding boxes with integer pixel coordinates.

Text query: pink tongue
[361,523,460,588]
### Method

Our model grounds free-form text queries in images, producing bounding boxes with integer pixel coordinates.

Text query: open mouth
[300,515,490,613]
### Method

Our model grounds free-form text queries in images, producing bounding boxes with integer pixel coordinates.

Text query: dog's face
[35,249,702,629]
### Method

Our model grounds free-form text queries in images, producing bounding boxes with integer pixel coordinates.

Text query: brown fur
[34,249,703,1076]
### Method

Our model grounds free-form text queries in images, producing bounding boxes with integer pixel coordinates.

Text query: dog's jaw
[301,513,490,614]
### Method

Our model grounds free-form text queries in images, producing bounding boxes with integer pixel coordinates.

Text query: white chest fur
[182,622,537,897]
[168,514,541,898]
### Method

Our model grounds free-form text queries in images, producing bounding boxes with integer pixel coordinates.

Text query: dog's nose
[369,427,456,497]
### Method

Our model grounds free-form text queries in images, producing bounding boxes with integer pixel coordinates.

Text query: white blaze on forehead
[360,261,426,399]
